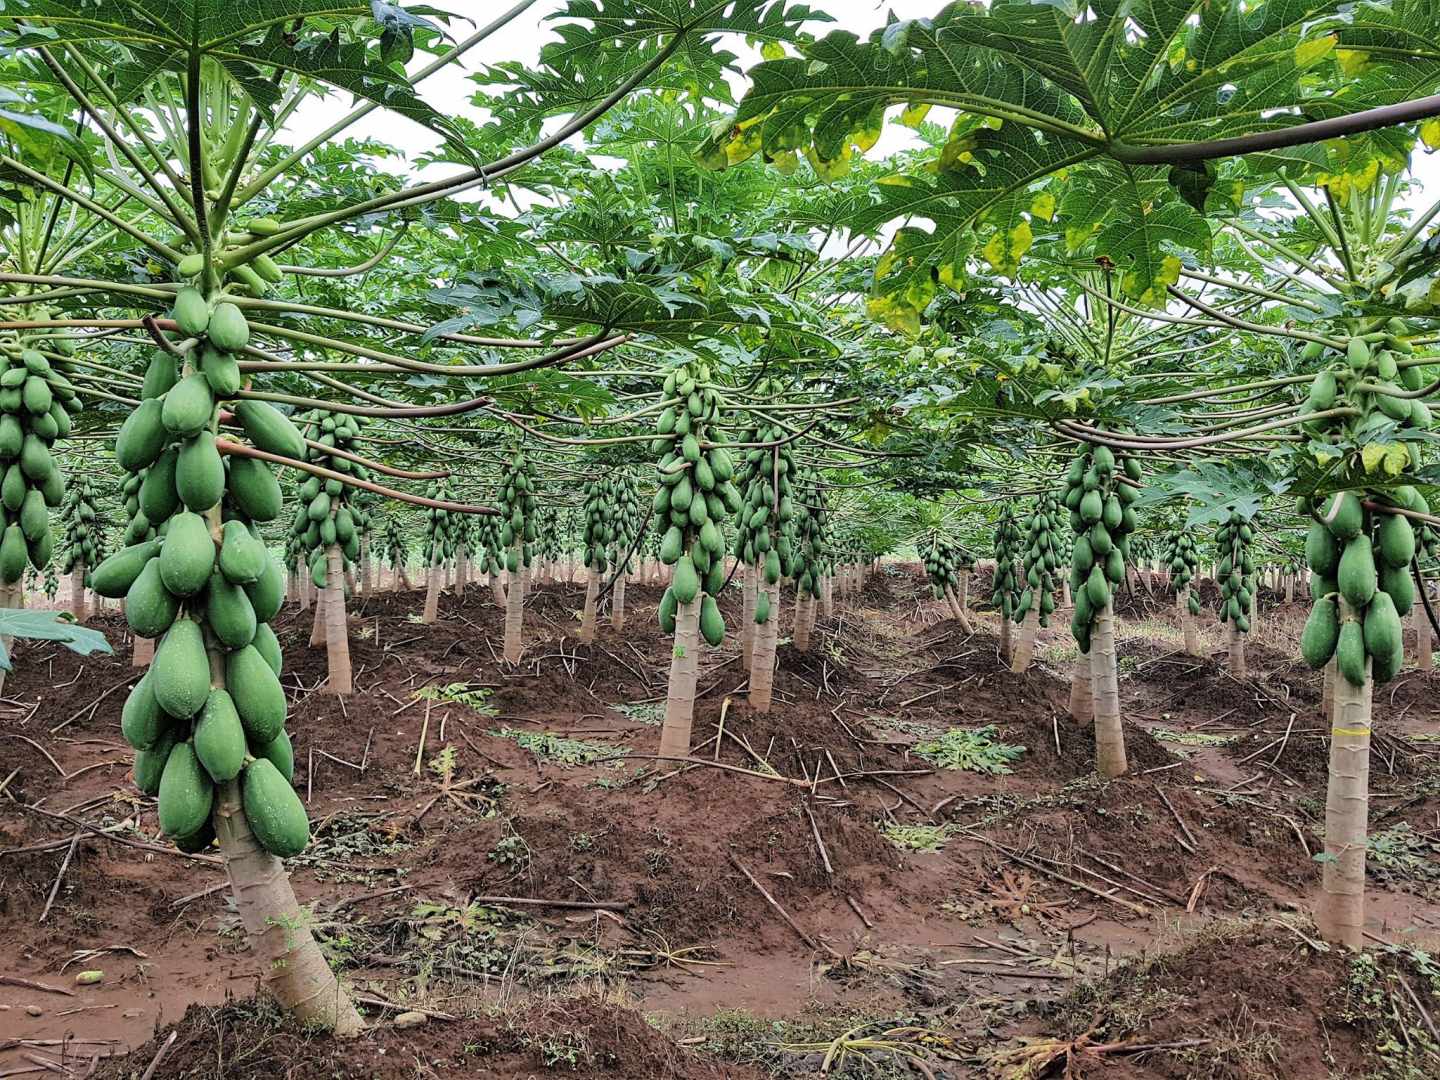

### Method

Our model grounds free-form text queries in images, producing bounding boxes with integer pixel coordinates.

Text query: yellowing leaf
[900,102,931,128]
[1361,443,1388,474]
[982,219,1033,276]
[1030,192,1056,222]
[1337,49,1370,77]
[760,41,786,61]
[1384,443,1411,476]
[805,142,852,182]
[1422,119,1440,152]
[1295,35,1335,69]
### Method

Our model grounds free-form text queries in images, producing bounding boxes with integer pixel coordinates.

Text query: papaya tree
[1160,522,1203,655]
[1010,491,1063,673]
[59,473,101,621]
[990,508,1021,661]
[654,362,737,755]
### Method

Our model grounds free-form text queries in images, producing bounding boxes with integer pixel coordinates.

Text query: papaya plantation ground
[2,570,1438,1079]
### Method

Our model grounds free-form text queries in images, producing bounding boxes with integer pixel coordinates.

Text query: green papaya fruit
[1337,536,1378,609]
[1336,619,1368,688]
[194,689,248,783]
[1376,512,1416,569]
[161,374,214,438]
[205,573,257,649]
[699,595,724,646]
[125,558,180,638]
[253,620,283,675]
[92,539,160,598]
[1300,597,1340,669]
[227,644,286,744]
[132,731,178,796]
[217,519,266,584]
[176,430,225,512]
[233,400,304,459]
[241,758,309,857]
[158,511,214,597]
[157,741,214,838]
[152,618,210,719]
[173,287,210,337]
[225,456,281,522]
[253,728,294,782]
[121,671,167,751]
[207,302,250,352]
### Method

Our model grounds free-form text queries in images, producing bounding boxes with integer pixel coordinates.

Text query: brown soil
[3,567,1438,1080]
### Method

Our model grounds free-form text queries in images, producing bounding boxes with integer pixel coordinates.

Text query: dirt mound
[1016,921,1427,1079]
[1004,717,1179,780]
[94,994,761,1080]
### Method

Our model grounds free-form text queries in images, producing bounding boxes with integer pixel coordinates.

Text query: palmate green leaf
[708,0,1366,330]
[1,1,473,159]
[0,86,91,181]
[0,609,113,671]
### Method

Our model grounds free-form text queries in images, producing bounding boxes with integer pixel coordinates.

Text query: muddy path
[2,567,1438,1078]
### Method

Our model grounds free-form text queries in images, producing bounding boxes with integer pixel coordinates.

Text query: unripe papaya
[152,618,210,719]
[157,741,214,838]
[176,430,225,512]
[241,757,309,857]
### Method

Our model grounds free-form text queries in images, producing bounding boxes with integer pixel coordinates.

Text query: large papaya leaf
[0,1,471,156]
[703,0,1410,330]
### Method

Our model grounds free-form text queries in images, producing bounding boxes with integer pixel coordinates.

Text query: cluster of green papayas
[498,449,538,573]
[990,508,1023,618]
[582,473,641,574]
[791,469,829,601]
[1015,491,1063,628]
[732,401,798,627]
[173,215,287,298]
[1297,324,1431,469]
[98,290,307,859]
[653,363,737,646]
[424,481,457,568]
[1215,511,1257,632]
[375,513,409,577]
[1160,525,1202,615]
[287,409,370,590]
[922,535,971,599]
[60,474,104,585]
[1064,444,1142,653]
[0,344,81,583]
[1300,489,1416,686]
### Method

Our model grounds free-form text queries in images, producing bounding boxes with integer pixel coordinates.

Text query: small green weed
[881,823,956,852]
[612,701,664,726]
[416,682,498,715]
[491,727,620,767]
[1152,728,1239,749]
[912,725,1025,774]
[1368,824,1440,885]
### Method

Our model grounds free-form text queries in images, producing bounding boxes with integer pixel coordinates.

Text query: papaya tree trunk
[1414,606,1432,671]
[359,536,371,600]
[749,575,782,713]
[1228,624,1246,678]
[1090,599,1127,777]
[793,595,813,652]
[503,543,525,664]
[822,573,834,618]
[455,547,468,596]
[0,582,20,697]
[1010,609,1038,673]
[1182,588,1200,656]
[489,569,507,609]
[1315,645,1372,950]
[297,561,311,612]
[398,562,412,592]
[308,588,326,647]
[1285,575,1295,604]
[212,779,362,1034]
[132,633,154,668]
[422,560,441,624]
[1069,660,1093,723]
[612,552,627,632]
[998,615,1012,664]
[323,545,351,696]
[741,564,757,670]
[579,570,599,643]
[1061,579,1072,609]
[658,597,701,758]
[71,562,86,622]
